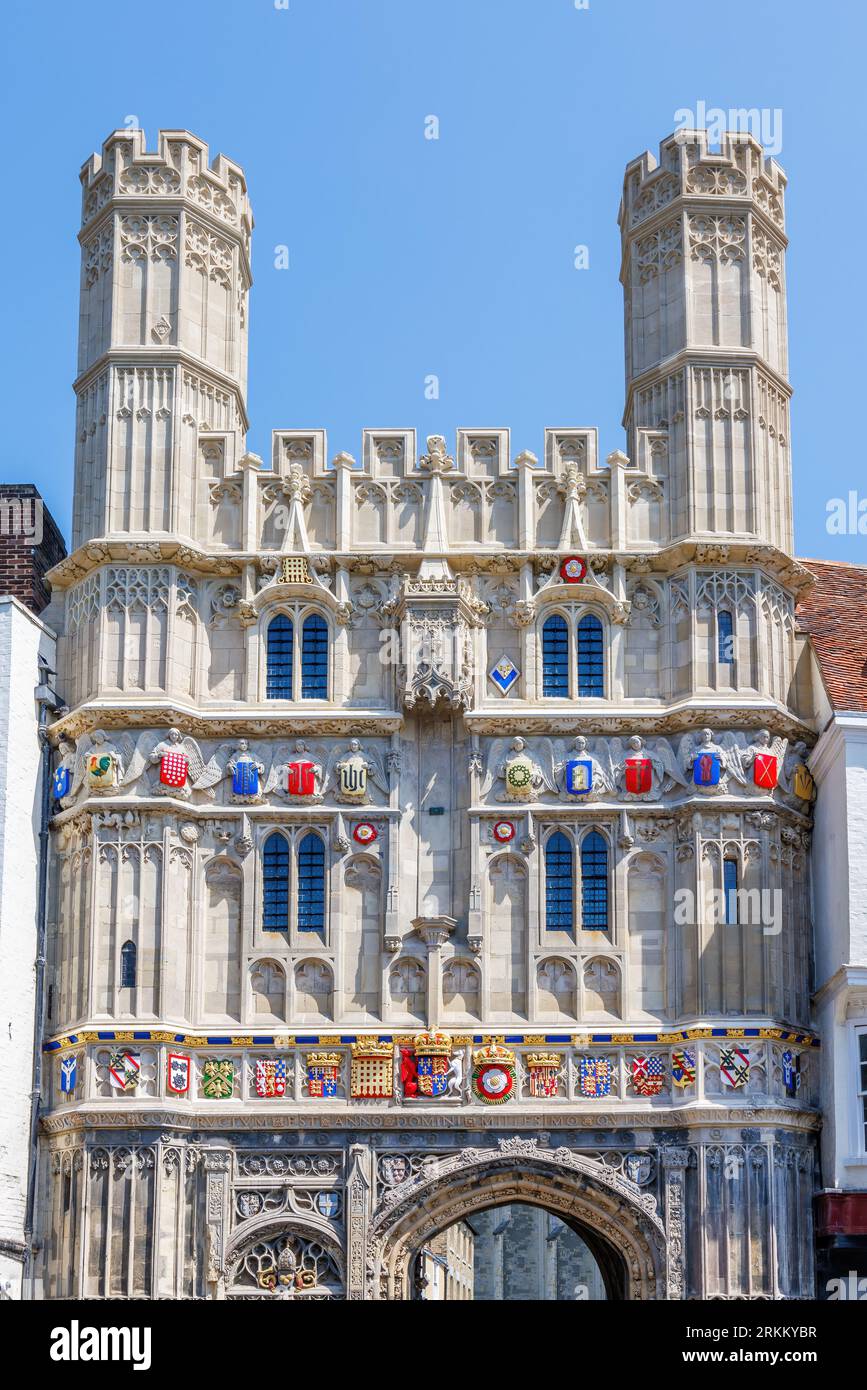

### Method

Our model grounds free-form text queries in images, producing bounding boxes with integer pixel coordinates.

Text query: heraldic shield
[625,757,652,794]
[338,756,368,801]
[565,759,593,795]
[504,753,535,800]
[694,751,721,786]
[287,760,316,796]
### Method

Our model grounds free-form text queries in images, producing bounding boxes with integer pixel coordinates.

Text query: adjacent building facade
[33,127,823,1300]
[0,488,65,1299]
[796,561,867,1293]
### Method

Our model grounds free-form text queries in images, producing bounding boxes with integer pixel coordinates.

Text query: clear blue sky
[2,0,865,560]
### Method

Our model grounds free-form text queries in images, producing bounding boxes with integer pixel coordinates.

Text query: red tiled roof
[797,559,867,712]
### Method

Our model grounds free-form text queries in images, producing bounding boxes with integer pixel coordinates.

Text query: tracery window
[545,831,573,931]
[539,609,606,699]
[576,614,604,696]
[723,857,739,924]
[580,830,609,930]
[266,614,294,698]
[542,615,569,697]
[265,609,330,701]
[261,829,327,936]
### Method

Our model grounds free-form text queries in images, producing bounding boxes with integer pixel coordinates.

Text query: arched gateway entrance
[367,1138,667,1301]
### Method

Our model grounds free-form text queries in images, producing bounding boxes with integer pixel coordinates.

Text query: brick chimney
[0,485,66,615]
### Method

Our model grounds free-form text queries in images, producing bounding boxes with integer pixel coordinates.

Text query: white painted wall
[811,717,867,1191]
[0,596,55,1298]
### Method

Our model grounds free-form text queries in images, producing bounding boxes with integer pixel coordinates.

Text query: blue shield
[60,1055,77,1093]
[693,752,721,786]
[53,766,71,800]
[565,760,593,796]
[232,761,259,797]
[782,1050,800,1098]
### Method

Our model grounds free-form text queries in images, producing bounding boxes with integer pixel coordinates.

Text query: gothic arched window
[263,832,290,931]
[266,614,294,699]
[120,940,137,989]
[723,857,739,924]
[545,831,574,932]
[297,833,326,933]
[542,615,569,697]
[580,830,609,930]
[576,614,604,696]
[301,614,329,698]
[718,610,735,665]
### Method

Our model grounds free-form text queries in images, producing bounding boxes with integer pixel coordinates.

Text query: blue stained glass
[577,614,604,696]
[545,831,573,932]
[581,830,608,930]
[724,858,738,924]
[266,615,294,698]
[297,833,326,932]
[301,614,329,698]
[542,615,569,697]
[263,832,290,931]
[718,610,735,665]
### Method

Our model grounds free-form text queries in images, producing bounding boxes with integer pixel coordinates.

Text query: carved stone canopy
[412,915,457,949]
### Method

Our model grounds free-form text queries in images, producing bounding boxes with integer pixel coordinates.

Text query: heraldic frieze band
[36,126,819,1301]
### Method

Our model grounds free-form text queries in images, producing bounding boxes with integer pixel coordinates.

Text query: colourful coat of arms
[624,757,652,794]
[782,1049,801,1098]
[526,1053,562,1098]
[287,760,316,796]
[630,1054,665,1096]
[412,1031,452,1098]
[255,1058,287,1097]
[338,756,368,801]
[202,1058,234,1100]
[793,764,815,802]
[60,1054,77,1093]
[753,753,778,790]
[108,1050,140,1091]
[671,1049,695,1088]
[472,1043,516,1104]
[694,752,721,786]
[720,1046,750,1089]
[306,1052,340,1098]
[350,1040,393,1098]
[88,752,119,789]
[53,766,71,799]
[159,751,189,788]
[167,1052,190,1094]
[565,759,593,795]
[232,760,260,796]
[504,753,535,800]
[579,1056,612,1097]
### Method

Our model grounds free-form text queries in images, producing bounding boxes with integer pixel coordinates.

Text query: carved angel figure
[52,738,78,802]
[195,739,266,801]
[608,735,687,801]
[325,738,389,804]
[69,728,151,797]
[148,728,205,798]
[485,736,559,802]
[679,728,748,793]
[556,735,614,799]
[740,729,787,791]
[265,740,327,800]
[780,740,816,803]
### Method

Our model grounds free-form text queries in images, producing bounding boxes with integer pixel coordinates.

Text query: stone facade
[34,128,820,1300]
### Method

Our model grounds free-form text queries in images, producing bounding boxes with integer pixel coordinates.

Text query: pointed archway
[366,1137,667,1300]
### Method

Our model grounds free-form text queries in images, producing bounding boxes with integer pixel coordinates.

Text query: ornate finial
[419,435,454,473]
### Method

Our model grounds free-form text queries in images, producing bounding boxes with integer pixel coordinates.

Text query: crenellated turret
[73,129,253,549]
[619,130,791,551]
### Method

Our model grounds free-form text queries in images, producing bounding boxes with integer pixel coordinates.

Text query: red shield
[287,761,315,796]
[625,757,652,794]
[754,753,778,790]
[160,752,188,788]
